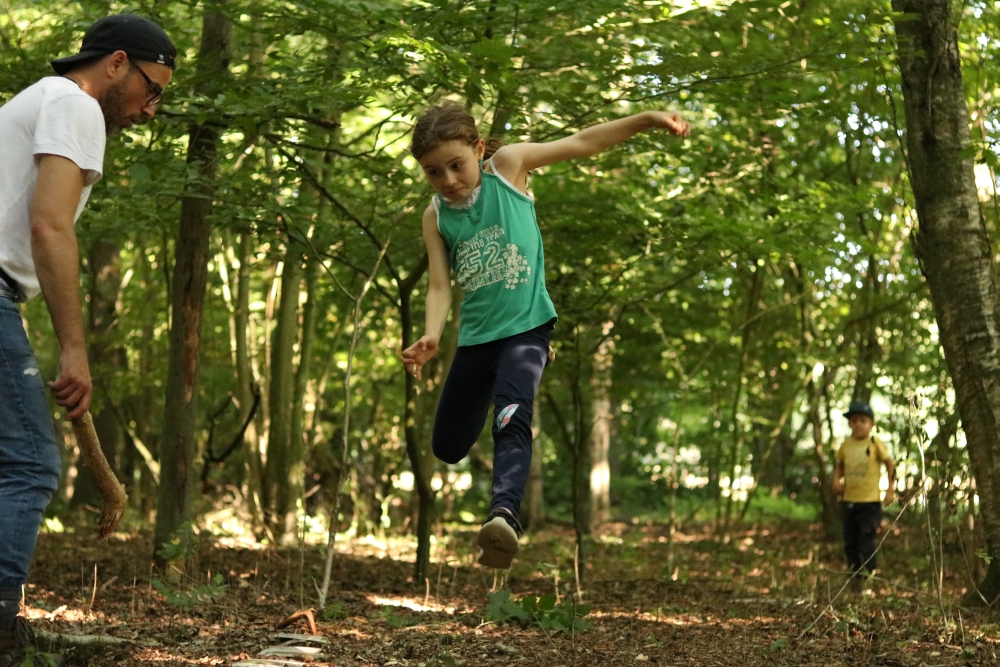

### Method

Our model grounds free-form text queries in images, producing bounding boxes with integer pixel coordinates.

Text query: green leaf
[470,37,515,63]
[129,163,150,182]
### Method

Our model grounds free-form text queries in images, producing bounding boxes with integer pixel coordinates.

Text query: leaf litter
[24,519,998,666]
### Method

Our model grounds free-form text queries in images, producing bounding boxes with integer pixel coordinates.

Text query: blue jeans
[0,282,61,609]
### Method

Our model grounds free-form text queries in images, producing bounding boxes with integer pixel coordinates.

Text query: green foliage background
[0,0,990,552]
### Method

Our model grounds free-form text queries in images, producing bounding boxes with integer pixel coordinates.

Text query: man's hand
[402,335,439,381]
[883,488,896,507]
[50,345,92,419]
[832,478,845,498]
[648,111,691,137]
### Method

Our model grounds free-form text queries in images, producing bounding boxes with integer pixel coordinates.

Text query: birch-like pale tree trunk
[589,324,614,529]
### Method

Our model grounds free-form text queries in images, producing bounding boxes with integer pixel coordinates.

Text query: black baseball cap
[51,14,176,75]
[844,401,875,420]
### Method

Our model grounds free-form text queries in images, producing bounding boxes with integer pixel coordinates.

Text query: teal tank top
[434,159,557,346]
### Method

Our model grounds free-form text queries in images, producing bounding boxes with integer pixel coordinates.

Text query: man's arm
[30,154,91,419]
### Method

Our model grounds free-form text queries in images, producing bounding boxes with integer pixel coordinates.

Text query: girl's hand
[648,111,690,137]
[402,335,439,380]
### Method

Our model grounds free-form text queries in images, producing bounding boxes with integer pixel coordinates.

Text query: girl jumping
[402,100,690,569]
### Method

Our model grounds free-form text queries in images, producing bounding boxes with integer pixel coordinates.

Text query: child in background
[832,401,896,582]
[401,100,689,568]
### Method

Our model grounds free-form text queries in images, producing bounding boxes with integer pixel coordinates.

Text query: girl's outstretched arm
[402,205,452,380]
[492,111,689,185]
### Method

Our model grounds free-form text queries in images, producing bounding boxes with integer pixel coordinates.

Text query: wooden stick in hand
[71,411,127,539]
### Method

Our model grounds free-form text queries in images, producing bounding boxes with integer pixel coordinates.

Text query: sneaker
[477,509,523,569]
[0,617,65,667]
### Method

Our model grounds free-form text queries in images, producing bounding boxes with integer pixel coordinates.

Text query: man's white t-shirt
[0,76,105,301]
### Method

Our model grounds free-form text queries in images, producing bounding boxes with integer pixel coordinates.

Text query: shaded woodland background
[4,0,1000,628]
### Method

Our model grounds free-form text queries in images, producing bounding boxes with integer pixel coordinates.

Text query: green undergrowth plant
[151,522,228,607]
[151,573,229,608]
[321,601,349,621]
[485,590,592,633]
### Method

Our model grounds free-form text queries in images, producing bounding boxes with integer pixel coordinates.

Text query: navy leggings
[432,322,552,519]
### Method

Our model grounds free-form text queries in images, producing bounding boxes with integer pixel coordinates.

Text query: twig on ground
[275,609,318,636]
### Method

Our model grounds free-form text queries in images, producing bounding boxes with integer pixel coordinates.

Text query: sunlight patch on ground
[25,605,93,623]
[590,609,700,626]
[640,531,704,544]
[368,594,456,614]
[132,650,225,665]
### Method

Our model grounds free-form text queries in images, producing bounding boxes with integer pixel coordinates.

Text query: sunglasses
[128,58,163,107]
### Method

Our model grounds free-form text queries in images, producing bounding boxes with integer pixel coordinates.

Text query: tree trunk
[927,415,959,543]
[285,255,320,536]
[132,240,161,515]
[722,261,765,531]
[892,0,1000,605]
[266,245,303,539]
[589,325,614,529]
[852,252,882,404]
[808,374,840,539]
[74,240,125,509]
[234,231,264,529]
[522,395,546,531]
[398,257,434,580]
[153,2,232,564]
[570,338,592,580]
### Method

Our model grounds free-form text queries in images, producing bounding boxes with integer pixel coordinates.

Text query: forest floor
[23,514,1000,666]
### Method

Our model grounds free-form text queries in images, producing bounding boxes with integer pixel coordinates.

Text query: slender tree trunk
[927,415,958,542]
[852,252,882,404]
[398,257,434,580]
[809,374,840,539]
[589,325,614,529]
[235,29,267,532]
[893,0,1000,605]
[284,256,320,536]
[722,261,765,531]
[74,240,125,508]
[134,241,161,515]
[522,395,546,531]
[266,245,303,539]
[153,3,232,563]
[570,332,592,581]
[233,232,264,524]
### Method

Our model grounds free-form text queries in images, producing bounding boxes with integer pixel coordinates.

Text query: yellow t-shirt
[836,436,890,503]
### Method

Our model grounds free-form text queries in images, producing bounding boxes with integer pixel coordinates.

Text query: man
[0,14,175,666]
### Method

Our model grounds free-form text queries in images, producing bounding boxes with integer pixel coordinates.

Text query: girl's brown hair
[411,100,505,160]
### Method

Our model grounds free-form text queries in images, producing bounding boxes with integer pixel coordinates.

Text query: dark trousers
[842,501,882,573]
[432,323,551,519]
